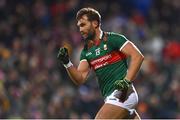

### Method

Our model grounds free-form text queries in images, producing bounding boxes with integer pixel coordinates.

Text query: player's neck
[88,28,102,47]
[87,28,102,49]
[93,28,102,41]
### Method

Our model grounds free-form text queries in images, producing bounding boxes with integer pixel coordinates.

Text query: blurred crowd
[0,0,180,119]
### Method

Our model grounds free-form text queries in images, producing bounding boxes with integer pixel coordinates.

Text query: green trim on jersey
[80,32,128,98]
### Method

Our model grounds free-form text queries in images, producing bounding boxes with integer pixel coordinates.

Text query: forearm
[125,54,144,81]
[66,66,86,85]
[57,47,88,85]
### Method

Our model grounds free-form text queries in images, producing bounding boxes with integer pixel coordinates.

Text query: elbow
[140,54,144,62]
[74,81,83,86]
[133,53,144,63]
[73,78,86,86]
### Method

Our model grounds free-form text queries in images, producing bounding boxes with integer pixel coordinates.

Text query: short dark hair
[76,7,101,26]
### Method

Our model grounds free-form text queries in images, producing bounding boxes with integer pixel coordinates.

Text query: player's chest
[85,42,112,60]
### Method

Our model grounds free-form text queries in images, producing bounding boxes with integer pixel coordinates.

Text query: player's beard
[84,29,96,42]
[86,30,95,41]
[84,28,96,50]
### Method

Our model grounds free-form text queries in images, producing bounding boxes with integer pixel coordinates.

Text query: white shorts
[104,84,138,115]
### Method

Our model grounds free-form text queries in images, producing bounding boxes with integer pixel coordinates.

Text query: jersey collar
[99,30,103,39]
[94,30,103,46]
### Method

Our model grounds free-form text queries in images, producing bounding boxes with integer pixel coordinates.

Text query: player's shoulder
[107,32,128,40]
[80,46,88,55]
[81,47,86,53]
[80,46,88,60]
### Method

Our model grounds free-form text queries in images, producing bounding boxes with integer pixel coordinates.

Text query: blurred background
[0,0,180,119]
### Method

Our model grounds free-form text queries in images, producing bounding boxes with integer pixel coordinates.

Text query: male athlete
[57,7,144,119]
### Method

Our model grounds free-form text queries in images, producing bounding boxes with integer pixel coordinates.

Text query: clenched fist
[57,47,70,65]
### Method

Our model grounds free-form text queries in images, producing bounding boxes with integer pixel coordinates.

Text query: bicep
[77,60,90,81]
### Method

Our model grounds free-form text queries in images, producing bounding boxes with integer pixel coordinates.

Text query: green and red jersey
[80,32,129,98]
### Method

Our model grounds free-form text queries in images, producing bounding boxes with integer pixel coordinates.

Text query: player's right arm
[57,47,90,85]
[66,60,90,85]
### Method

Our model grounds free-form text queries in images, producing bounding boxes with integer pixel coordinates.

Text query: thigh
[95,103,129,119]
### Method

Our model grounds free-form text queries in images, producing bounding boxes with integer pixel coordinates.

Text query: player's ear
[92,21,98,28]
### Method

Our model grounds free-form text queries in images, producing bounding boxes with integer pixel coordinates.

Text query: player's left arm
[121,41,144,82]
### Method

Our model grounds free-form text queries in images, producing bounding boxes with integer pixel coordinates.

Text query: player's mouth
[81,32,88,38]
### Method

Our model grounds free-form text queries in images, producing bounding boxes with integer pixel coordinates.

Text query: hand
[57,47,70,64]
[114,79,132,91]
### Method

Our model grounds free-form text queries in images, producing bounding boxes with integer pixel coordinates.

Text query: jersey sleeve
[108,32,129,51]
[80,49,87,62]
